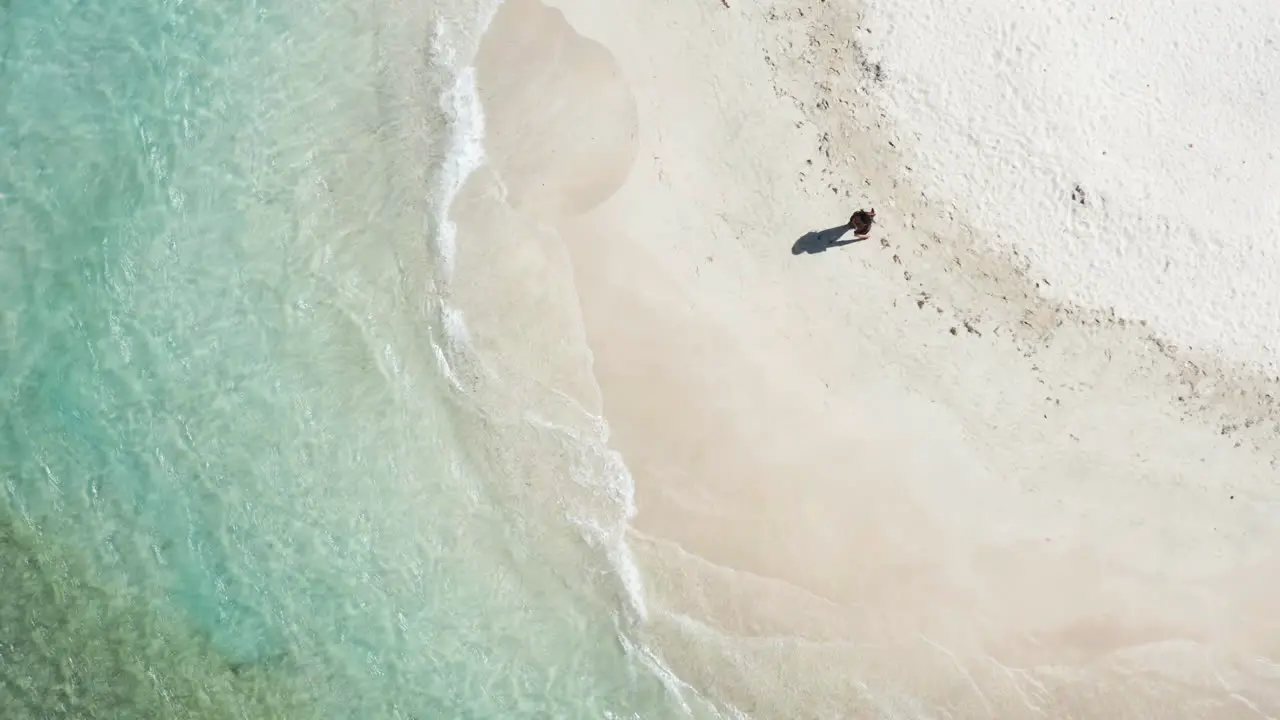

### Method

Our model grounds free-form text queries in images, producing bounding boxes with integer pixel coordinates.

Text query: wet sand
[459,0,1280,716]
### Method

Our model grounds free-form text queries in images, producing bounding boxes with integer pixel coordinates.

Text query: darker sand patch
[475,0,639,220]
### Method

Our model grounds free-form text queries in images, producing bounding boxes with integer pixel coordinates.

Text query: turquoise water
[0,0,702,716]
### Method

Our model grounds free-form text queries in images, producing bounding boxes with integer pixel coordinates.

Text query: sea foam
[420,7,714,716]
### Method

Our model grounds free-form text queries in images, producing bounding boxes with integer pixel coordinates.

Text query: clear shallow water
[0,0,703,716]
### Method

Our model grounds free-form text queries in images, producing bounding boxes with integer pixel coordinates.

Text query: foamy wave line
[418,21,643,632]
[432,62,485,281]
[524,411,742,717]
[615,629,694,716]
[424,1,502,290]
[422,7,728,716]
[424,14,492,392]
[616,624,750,720]
[521,411,646,617]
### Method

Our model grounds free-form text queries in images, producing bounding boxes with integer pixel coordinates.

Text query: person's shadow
[791,224,865,255]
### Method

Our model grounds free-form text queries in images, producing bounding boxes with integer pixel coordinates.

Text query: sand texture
[459,0,1280,716]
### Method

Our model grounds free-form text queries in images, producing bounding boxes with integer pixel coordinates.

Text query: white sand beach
[455,0,1280,716]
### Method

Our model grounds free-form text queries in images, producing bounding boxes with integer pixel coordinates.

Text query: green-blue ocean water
[0,0,701,716]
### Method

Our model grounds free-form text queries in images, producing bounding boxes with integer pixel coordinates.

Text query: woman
[848,208,876,237]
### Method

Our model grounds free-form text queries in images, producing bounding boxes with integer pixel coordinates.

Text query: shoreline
[463,0,1280,716]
